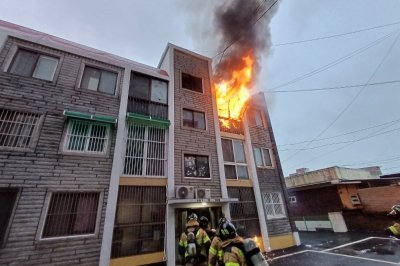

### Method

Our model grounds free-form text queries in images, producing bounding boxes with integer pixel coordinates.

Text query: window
[63,119,111,155]
[289,196,296,203]
[81,66,118,95]
[227,187,261,238]
[112,186,166,257]
[221,138,248,180]
[254,147,273,167]
[42,192,100,238]
[184,155,210,178]
[248,109,264,127]
[9,49,58,81]
[263,192,286,218]
[0,189,18,246]
[123,122,167,177]
[0,109,40,149]
[182,109,206,130]
[181,73,203,93]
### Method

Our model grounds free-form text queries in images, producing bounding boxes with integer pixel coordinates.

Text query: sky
[1,0,399,177]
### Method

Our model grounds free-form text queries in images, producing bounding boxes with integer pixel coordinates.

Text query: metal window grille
[112,186,166,258]
[0,109,40,149]
[42,192,100,238]
[263,192,285,218]
[123,122,167,176]
[63,119,110,154]
[227,187,261,238]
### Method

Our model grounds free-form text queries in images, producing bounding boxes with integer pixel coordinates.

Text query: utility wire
[266,80,400,93]
[342,156,400,167]
[281,31,400,164]
[267,27,400,92]
[278,118,400,147]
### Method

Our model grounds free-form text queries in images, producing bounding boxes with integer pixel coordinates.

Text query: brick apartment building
[0,20,298,266]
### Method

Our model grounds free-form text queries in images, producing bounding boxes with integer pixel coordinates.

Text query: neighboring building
[285,166,400,232]
[0,20,298,266]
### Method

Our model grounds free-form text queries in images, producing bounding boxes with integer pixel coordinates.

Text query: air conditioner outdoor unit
[195,188,211,199]
[175,186,195,199]
[350,194,361,205]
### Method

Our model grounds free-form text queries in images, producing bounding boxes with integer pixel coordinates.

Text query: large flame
[215,56,252,126]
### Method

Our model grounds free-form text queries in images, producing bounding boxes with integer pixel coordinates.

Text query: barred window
[263,192,286,219]
[123,122,167,176]
[112,186,166,258]
[222,138,248,180]
[42,192,100,238]
[0,109,40,149]
[228,187,261,238]
[63,119,110,154]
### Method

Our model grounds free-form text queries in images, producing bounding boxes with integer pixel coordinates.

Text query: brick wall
[0,37,122,265]
[357,185,400,214]
[247,97,293,236]
[173,50,222,198]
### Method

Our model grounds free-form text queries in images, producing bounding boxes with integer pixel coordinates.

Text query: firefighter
[208,217,228,266]
[219,221,247,266]
[386,205,400,238]
[199,216,214,241]
[179,213,211,266]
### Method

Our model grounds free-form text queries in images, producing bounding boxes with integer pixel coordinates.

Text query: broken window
[184,155,210,178]
[181,73,203,93]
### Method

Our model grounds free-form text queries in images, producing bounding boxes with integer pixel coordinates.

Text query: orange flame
[215,56,252,126]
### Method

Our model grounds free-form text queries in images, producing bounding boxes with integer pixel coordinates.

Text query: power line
[266,80,400,93]
[342,156,400,167]
[278,118,400,147]
[267,27,400,92]
[280,31,400,164]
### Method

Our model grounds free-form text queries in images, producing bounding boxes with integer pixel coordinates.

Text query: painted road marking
[323,237,374,251]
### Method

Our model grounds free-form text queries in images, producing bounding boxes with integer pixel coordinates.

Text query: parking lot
[268,231,400,265]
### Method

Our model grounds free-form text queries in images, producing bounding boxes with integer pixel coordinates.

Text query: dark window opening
[0,189,18,246]
[81,66,118,95]
[181,73,202,93]
[182,109,206,130]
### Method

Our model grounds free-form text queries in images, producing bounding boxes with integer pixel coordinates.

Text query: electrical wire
[342,156,400,167]
[266,80,400,93]
[278,118,400,147]
[280,31,400,164]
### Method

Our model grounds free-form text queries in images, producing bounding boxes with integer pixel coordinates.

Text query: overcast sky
[1,0,399,176]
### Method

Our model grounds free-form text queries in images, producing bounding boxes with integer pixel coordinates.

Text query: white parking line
[307,250,400,265]
[323,237,374,251]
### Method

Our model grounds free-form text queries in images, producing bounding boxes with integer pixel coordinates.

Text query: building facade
[0,20,298,266]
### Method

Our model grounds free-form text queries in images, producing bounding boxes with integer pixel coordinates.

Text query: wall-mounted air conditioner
[350,194,361,205]
[175,186,195,199]
[195,188,211,199]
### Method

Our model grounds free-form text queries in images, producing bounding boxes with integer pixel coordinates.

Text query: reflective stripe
[210,246,217,255]
[389,225,400,235]
[225,263,240,266]
[238,249,245,258]
[204,235,211,243]
[218,250,223,259]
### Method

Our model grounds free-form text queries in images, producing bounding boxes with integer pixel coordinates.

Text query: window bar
[142,126,148,176]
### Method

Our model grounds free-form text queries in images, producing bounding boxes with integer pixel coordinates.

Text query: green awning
[126,113,170,128]
[63,111,117,124]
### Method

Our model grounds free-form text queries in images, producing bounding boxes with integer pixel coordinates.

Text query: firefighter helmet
[199,216,209,229]
[219,221,236,240]
[188,213,198,221]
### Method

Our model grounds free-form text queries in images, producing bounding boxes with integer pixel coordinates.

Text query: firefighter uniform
[179,219,211,266]
[388,222,400,237]
[221,236,247,266]
[208,235,223,266]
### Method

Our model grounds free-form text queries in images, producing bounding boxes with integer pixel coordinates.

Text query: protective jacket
[388,222,400,236]
[208,235,223,266]
[221,236,246,266]
[179,220,211,261]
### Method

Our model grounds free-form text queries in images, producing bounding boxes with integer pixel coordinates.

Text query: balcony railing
[219,117,244,135]
[127,97,168,119]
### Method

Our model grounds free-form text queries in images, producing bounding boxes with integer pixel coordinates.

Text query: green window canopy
[126,112,170,128]
[63,110,117,124]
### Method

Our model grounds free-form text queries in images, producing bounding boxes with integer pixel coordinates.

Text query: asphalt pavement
[266,231,400,265]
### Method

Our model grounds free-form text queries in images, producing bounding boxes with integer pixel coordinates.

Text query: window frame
[36,190,104,241]
[0,108,44,152]
[59,119,113,157]
[0,188,20,248]
[79,65,119,95]
[248,108,265,128]
[289,196,297,203]
[181,107,207,131]
[183,153,212,179]
[253,147,274,168]
[221,138,249,180]
[5,46,61,82]
[181,72,204,94]
[263,192,286,219]
[129,72,169,104]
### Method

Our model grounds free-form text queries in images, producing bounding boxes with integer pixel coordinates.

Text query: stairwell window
[63,119,111,155]
[9,49,59,81]
[41,192,101,238]
[254,147,273,167]
[221,138,248,180]
[182,109,206,130]
[184,154,210,178]
[181,73,203,93]
[248,109,264,127]
[123,122,167,177]
[81,66,118,95]
[263,192,286,219]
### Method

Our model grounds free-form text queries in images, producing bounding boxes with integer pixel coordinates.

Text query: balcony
[127,97,168,120]
[219,117,244,135]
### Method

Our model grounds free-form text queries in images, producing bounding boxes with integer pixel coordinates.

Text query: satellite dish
[178,187,189,198]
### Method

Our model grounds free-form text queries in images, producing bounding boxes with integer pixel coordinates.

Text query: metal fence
[127,97,168,119]
[112,186,166,258]
[219,117,244,135]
